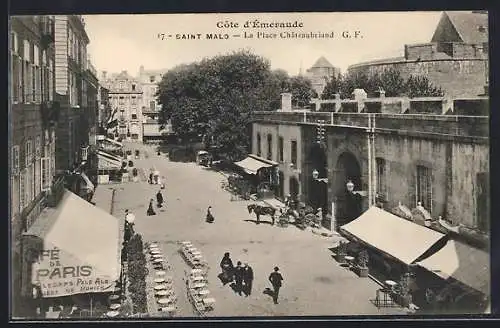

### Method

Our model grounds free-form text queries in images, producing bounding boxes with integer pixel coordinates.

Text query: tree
[289,76,315,107]
[321,73,343,99]
[404,75,444,98]
[157,50,275,161]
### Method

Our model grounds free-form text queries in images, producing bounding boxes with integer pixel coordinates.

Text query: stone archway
[334,151,362,196]
[306,142,328,210]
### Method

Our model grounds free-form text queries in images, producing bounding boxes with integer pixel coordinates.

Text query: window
[48,58,54,101]
[19,169,26,212]
[11,145,20,175]
[416,165,432,210]
[267,134,273,160]
[10,31,21,103]
[35,136,41,159]
[256,133,261,156]
[291,140,297,166]
[119,82,124,90]
[150,100,155,111]
[278,136,284,162]
[41,158,51,190]
[131,98,137,105]
[33,44,40,103]
[23,40,32,103]
[132,84,136,91]
[131,114,137,120]
[376,158,387,200]
[25,139,33,167]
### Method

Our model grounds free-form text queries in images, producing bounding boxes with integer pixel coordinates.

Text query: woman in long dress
[147,199,156,216]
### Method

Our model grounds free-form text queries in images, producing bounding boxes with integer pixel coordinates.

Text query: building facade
[348,11,488,98]
[100,70,143,141]
[53,15,98,173]
[252,97,489,244]
[9,15,59,317]
[305,56,341,97]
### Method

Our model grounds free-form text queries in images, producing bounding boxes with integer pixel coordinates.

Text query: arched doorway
[334,151,362,225]
[334,151,362,196]
[307,142,328,211]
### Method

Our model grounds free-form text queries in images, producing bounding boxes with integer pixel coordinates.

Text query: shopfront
[22,190,121,318]
[234,154,279,199]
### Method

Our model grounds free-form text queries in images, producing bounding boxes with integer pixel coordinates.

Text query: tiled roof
[445,11,488,43]
[311,56,334,68]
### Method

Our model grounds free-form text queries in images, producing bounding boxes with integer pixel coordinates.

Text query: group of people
[147,189,165,216]
[219,253,284,304]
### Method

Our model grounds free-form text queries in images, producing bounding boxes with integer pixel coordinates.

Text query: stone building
[305,56,340,97]
[137,66,171,142]
[252,94,489,244]
[53,15,99,174]
[100,70,143,141]
[9,15,59,316]
[347,11,488,98]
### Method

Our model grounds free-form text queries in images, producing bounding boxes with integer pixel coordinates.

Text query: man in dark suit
[233,261,244,295]
[242,263,254,296]
[268,266,284,304]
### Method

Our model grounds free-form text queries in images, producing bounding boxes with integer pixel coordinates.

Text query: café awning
[234,155,277,175]
[340,206,446,265]
[24,190,121,298]
[416,240,490,295]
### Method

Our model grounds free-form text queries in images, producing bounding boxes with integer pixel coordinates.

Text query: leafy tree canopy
[157,50,316,161]
[321,67,443,99]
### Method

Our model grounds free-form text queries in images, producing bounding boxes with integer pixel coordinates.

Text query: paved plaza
[94,142,408,317]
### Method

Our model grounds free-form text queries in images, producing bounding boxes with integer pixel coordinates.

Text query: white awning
[416,240,490,295]
[340,206,446,265]
[80,172,95,192]
[234,156,274,175]
[24,190,120,298]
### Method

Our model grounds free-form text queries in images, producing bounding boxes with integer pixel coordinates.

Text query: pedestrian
[268,266,284,304]
[148,172,153,184]
[220,252,234,285]
[242,262,254,297]
[206,206,214,223]
[156,189,164,208]
[147,199,156,216]
[233,261,244,295]
[160,176,166,190]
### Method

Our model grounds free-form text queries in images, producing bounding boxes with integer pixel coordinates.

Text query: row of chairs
[148,242,178,317]
[179,241,209,269]
[180,241,215,316]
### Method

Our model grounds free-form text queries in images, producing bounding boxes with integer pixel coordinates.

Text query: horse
[247,204,277,225]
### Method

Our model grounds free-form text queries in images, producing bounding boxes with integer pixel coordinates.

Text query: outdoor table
[154,284,168,291]
[154,278,166,284]
[150,250,161,255]
[203,298,216,308]
[187,247,197,252]
[162,306,176,315]
[192,276,205,282]
[198,289,210,297]
[155,290,168,297]
[149,243,159,248]
[344,256,355,268]
[152,253,163,258]
[191,269,203,275]
[108,294,120,302]
[106,310,120,318]
[192,282,206,289]
[191,251,202,256]
[157,298,174,306]
[153,258,164,263]
[156,270,166,277]
[181,241,192,245]
[109,303,121,311]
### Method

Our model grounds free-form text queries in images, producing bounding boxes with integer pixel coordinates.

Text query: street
[99,142,407,317]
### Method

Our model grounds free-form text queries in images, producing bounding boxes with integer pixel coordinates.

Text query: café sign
[32,247,115,298]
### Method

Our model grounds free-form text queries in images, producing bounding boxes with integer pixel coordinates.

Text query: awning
[80,172,95,192]
[234,156,275,175]
[340,206,446,265]
[416,240,490,295]
[97,150,123,170]
[24,189,121,298]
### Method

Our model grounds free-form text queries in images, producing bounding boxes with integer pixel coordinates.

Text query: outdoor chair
[203,298,216,311]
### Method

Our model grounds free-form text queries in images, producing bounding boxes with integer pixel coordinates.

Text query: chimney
[102,71,107,80]
[280,93,292,112]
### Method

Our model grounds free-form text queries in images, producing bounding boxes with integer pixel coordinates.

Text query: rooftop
[442,11,488,44]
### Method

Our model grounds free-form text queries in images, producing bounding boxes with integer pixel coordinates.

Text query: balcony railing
[21,191,47,232]
[46,176,66,208]
[252,112,489,138]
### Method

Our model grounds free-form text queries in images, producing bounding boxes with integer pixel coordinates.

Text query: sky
[83,12,442,78]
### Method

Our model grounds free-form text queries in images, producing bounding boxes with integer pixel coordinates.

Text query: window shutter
[35,136,41,158]
[11,146,20,175]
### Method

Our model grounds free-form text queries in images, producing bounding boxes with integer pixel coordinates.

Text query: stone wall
[348,58,487,98]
